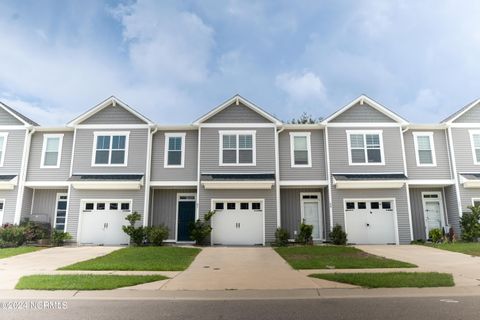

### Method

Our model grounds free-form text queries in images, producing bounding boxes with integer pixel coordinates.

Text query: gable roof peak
[0,101,39,126]
[441,98,480,124]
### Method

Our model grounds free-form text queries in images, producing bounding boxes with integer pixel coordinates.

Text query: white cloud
[275,71,326,103]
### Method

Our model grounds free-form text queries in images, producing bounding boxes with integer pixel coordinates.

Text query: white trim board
[346,130,385,166]
[164,132,186,168]
[289,132,312,168]
[91,131,130,167]
[40,133,64,168]
[412,132,437,167]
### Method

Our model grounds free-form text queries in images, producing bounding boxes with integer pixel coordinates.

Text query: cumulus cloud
[275,71,326,103]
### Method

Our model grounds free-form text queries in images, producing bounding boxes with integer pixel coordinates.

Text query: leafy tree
[460,206,480,242]
[288,112,322,124]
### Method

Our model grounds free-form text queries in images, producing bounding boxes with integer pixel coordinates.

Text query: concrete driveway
[356,245,480,287]
[0,246,120,289]
[161,247,351,291]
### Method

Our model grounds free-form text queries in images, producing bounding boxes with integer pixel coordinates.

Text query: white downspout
[447,126,463,219]
[275,126,284,228]
[142,125,157,227]
[400,126,413,242]
[14,126,35,224]
[325,125,334,232]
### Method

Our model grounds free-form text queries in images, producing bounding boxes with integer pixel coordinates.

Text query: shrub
[0,224,26,247]
[51,230,72,246]
[411,239,426,244]
[20,219,50,242]
[145,225,169,246]
[429,228,443,243]
[296,220,313,245]
[460,206,480,242]
[274,228,290,246]
[189,210,215,245]
[446,227,456,243]
[329,224,347,245]
[122,212,145,246]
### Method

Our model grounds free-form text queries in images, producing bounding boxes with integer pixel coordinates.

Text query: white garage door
[211,200,264,246]
[344,200,397,244]
[79,200,132,245]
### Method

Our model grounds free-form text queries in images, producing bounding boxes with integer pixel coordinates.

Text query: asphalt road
[1,296,479,320]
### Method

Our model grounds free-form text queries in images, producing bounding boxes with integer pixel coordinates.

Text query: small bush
[460,206,480,242]
[51,230,72,246]
[0,224,27,247]
[296,220,313,245]
[429,228,443,243]
[122,212,145,246]
[329,224,347,245]
[274,228,290,246]
[411,239,426,244]
[20,219,50,242]
[189,211,215,246]
[145,225,169,246]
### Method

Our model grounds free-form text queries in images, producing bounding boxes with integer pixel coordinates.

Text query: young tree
[288,112,322,124]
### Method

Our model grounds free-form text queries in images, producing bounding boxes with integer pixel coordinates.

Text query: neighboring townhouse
[1,94,479,246]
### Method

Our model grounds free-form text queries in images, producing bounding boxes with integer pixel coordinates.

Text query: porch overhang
[460,173,480,188]
[333,174,407,190]
[0,175,18,190]
[69,174,144,190]
[201,173,275,190]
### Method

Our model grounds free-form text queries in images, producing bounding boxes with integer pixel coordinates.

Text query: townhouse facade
[0,94,478,246]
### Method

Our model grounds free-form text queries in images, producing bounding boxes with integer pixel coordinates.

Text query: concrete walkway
[159,247,354,290]
[0,246,120,289]
[356,245,480,287]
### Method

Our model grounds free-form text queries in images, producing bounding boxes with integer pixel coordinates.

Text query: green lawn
[59,247,201,271]
[425,242,480,256]
[311,272,454,288]
[275,246,416,269]
[0,247,44,259]
[16,274,167,290]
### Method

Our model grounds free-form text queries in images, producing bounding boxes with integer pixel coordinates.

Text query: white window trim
[164,133,186,168]
[471,198,480,206]
[0,133,8,167]
[218,130,256,166]
[0,198,5,225]
[289,132,312,168]
[91,131,130,167]
[346,130,385,166]
[300,192,324,240]
[412,132,437,167]
[53,193,68,232]
[421,191,446,238]
[40,134,64,168]
[469,130,480,165]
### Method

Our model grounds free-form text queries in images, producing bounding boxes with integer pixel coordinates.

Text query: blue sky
[0,0,479,125]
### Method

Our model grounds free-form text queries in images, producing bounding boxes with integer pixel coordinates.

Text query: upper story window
[469,130,480,165]
[289,132,312,167]
[164,133,186,168]
[41,134,63,168]
[413,132,436,166]
[219,130,256,166]
[0,133,8,167]
[92,131,129,166]
[347,130,384,165]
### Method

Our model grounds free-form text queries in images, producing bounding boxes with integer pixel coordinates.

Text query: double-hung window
[469,130,480,165]
[41,134,63,168]
[220,131,256,165]
[290,132,312,167]
[92,132,129,166]
[347,130,384,165]
[413,132,436,166]
[164,133,186,168]
[0,133,8,167]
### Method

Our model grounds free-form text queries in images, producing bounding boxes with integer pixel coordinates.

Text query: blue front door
[178,201,196,241]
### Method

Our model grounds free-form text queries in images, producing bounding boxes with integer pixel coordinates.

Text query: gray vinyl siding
[280,188,325,239]
[151,130,198,181]
[66,187,145,241]
[279,130,326,180]
[79,104,146,125]
[204,103,271,123]
[404,130,452,179]
[330,102,396,123]
[330,186,411,244]
[0,129,26,174]
[0,187,20,224]
[458,186,480,213]
[451,128,479,172]
[444,185,460,235]
[454,104,480,123]
[409,187,447,241]
[327,126,405,173]
[198,188,277,243]
[29,189,68,224]
[150,188,196,240]
[200,127,276,173]
[72,128,148,174]
[26,131,73,181]
[0,108,23,125]
[20,187,33,220]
